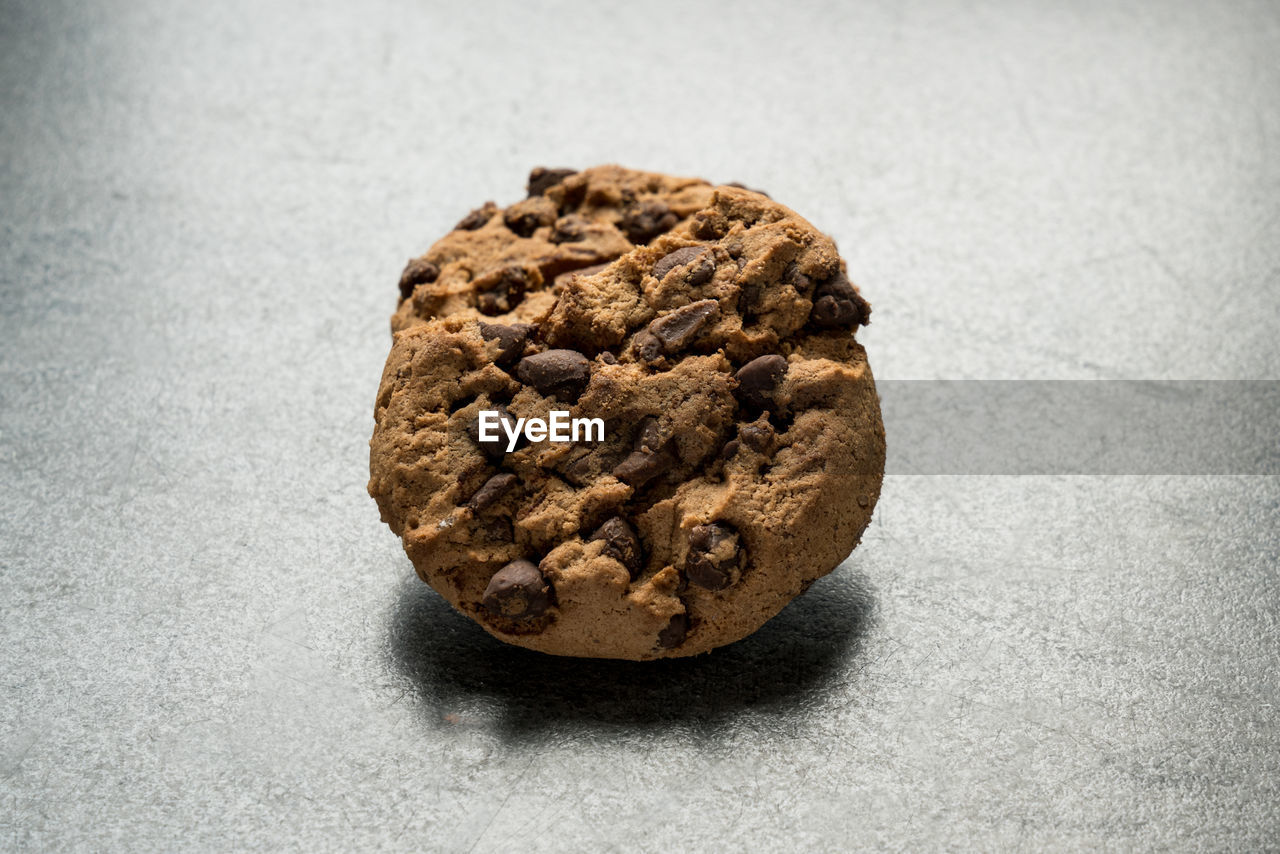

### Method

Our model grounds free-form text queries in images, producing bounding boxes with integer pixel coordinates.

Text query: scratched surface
[2,0,1279,850]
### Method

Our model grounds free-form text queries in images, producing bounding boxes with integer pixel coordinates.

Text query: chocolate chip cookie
[370,165,884,660]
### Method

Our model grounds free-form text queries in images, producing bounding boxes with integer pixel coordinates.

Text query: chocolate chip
[478,322,533,367]
[812,295,866,327]
[482,559,552,619]
[652,247,702,281]
[620,200,679,244]
[550,214,588,244]
[690,210,728,240]
[516,349,590,399]
[598,351,618,365]
[505,214,545,239]
[560,451,596,487]
[474,265,530,315]
[810,271,871,328]
[503,198,556,238]
[688,524,721,552]
[633,417,663,453]
[467,473,516,512]
[686,523,742,590]
[587,516,643,577]
[398,258,439,300]
[685,259,715,287]
[527,167,577,197]
[632,329,663,363]
[739,420,775,452]
[456,202,497,231]
[652,246,714,285]
[649,299,719,354]
[613,448,673,487]
[613,419,675,487]
[720,439,740,459]
[656,613,688,648]
[467,404,518,460]
[783,263,814,296]
[734,354,788,409]
[686,560,730,590]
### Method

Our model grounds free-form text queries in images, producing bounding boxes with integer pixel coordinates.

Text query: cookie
[369,166,884,660]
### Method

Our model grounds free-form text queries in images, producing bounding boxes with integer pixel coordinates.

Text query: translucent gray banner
[878,381,1280,474]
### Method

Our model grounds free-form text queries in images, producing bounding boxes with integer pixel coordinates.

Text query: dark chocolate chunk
[587,516,643,577]
[656,613,688,649]
[398,258,439,301]
[739,420,775,453]
[474,265,530,315]
[649,300,719,354]
[467,404,518,460]
[482,559,552,619]
[686,523,742,590]
[503,198,556,238]
[620,200,678,244]
[720,439,741,460]
[598,351,618,365]
[516,349,590,399]
[810,271,871,328]
[478,322,534,367]
[734,354,788,409]
[467,472,516,512]
[456,202,497,231]
[527,167,577,197]
[652,246,714,285]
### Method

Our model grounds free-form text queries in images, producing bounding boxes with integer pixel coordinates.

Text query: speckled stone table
[2,0,1277,850]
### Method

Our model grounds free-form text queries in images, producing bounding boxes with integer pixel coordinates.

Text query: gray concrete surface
[2,0,1278,850]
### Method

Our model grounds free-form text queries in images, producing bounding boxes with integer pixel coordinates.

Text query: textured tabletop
[2,0,1278,850]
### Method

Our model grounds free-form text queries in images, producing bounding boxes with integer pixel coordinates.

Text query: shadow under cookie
[383,565,878,741]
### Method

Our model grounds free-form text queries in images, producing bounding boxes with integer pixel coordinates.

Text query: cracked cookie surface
[370,165,884,659]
